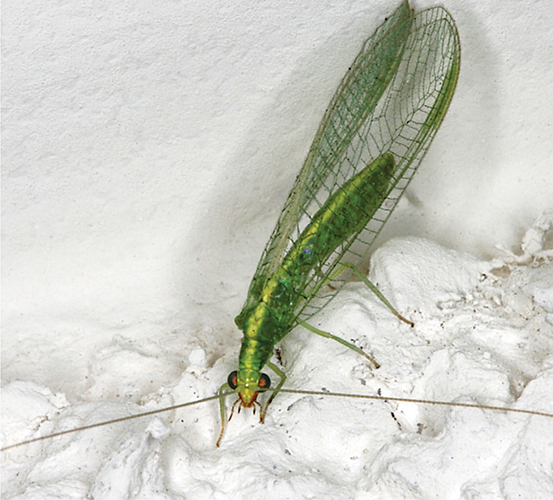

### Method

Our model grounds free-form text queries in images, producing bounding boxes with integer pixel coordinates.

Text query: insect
[3,1,552,462]
[215,0,460,444]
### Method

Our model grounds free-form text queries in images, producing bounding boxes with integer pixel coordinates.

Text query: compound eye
[258,373,271,391]
[227,371,238,390]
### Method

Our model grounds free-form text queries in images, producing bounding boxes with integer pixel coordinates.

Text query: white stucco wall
[2,1,552,498]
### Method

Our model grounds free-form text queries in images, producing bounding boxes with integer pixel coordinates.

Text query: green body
[224,0,460,415]
[234,154,395,404]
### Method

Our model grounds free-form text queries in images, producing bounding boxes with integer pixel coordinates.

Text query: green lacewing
[216,0,461,444]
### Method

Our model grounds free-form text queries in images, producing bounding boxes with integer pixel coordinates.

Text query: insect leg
[216,382,231,447]
[298,319,380,368]
[260,361,286,423]
[328,262,414,327]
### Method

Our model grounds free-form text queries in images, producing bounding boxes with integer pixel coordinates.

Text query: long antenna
[3,388,551,452]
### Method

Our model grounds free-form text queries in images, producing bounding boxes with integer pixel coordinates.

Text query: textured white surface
[3,235,553,499]
[2,0,553,498]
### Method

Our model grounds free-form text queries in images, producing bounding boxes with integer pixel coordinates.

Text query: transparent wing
[240,1,460,325]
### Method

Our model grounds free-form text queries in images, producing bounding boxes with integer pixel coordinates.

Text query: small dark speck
[390,412,402,430]
[285,449,291,455]
[377,388,382,396]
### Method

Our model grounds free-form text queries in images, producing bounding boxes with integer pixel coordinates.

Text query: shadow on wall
[174,5,389,328]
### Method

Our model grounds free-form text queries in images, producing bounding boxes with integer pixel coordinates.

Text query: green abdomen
[235,153,395,371]
[282,152,395,278]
